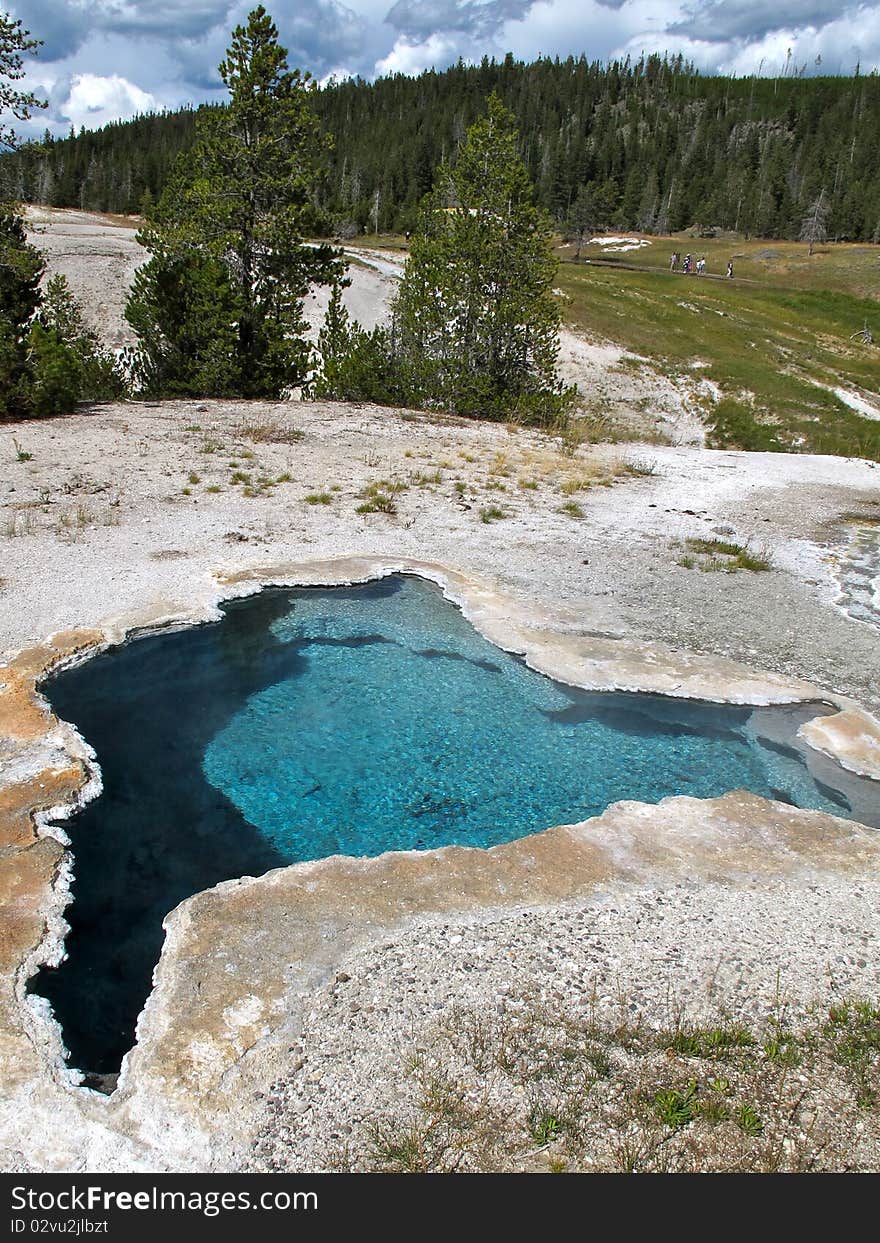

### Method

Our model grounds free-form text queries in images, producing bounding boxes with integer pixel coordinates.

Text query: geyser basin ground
[35,574,880,1083]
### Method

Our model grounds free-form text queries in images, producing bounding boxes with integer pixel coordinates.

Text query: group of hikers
[669,251,734,278]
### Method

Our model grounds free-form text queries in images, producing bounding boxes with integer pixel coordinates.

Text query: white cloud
[375,31,465,74]
[57,73,159,130]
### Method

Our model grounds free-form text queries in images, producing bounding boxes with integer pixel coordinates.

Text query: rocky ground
[250,876,880,1172]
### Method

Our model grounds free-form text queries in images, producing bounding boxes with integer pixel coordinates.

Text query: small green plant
[230,470,251,485]
[559,500,585,518]
[694,1097,730,1124]
[368,478,408,495]
[12,438,32,462]
[356,493,397,514]
[205,484,222,493]
[479,505,506,523]
[200,437,222,454]
[518,477,539,490]
[188,471,201,484]
[305,492,332,505]
[653,1081,698,1130]
[357,481,405,513]
[528,1109,561,1146]
[735,1103,764,1137]
[182,486,192,496]
[664,1024,755,1058]
[684,538,771,573]
[366,1123,432,1173]
[823,1000,880,1107]
[763,1033,802,1066]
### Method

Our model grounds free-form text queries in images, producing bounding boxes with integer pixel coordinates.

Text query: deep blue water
[32,575,879,1085]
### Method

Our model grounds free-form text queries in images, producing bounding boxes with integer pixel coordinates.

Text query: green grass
[664,1023,756,1058]
[479,505,507,523]
[557,248,880,460]
[329,990,880,1173]
[682,538,772,573]
[356,492,397,514]
[559,500,585,518]
[305,492,332,505]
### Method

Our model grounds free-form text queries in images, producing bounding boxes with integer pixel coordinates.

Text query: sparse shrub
[356,492,397,514]
[683,538,771,573]
[237,420,304,444]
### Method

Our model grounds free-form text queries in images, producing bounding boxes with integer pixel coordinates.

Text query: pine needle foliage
[313,95,574,425]
[390,93,574,424]
[126,6,343,399]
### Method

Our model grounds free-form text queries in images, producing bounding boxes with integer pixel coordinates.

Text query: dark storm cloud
[13,0,95,60]
[384,0,536,41]
[671,0,854,42]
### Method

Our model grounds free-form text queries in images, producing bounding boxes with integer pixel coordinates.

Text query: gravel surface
[250,876,880,1172]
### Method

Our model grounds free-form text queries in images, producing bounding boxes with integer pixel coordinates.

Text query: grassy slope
[557,235,880,458]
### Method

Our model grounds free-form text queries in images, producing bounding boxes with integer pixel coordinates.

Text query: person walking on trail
[670,251,679,271]
[683,253,692,274]
[696,256,706,275]
[726,259,734,278]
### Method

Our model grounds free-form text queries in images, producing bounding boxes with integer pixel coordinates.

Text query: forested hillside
[5,53,880,242]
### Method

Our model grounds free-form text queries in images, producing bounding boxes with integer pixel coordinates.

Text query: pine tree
[309,283,396,402]
[126,6,343,398]
[390,93,574,424]
[29,275,126,415]
[0,203,43,418]
[565,184,605,260]
[0,11,45,147]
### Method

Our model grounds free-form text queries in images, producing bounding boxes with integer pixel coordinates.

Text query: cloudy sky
[9,0,878,138]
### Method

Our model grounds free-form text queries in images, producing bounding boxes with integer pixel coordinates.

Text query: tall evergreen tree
[0,10,45,147]
[565,184,605,260]
[0,12,44,417]
[126,6,343,398]
[0,203,42,417]
[389,93,573,423]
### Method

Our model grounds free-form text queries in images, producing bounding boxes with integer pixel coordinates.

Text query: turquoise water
[33,575,879,1083]
[203,577,862,854]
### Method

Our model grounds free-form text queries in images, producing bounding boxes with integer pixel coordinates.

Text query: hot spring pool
[32,575,879,1083]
